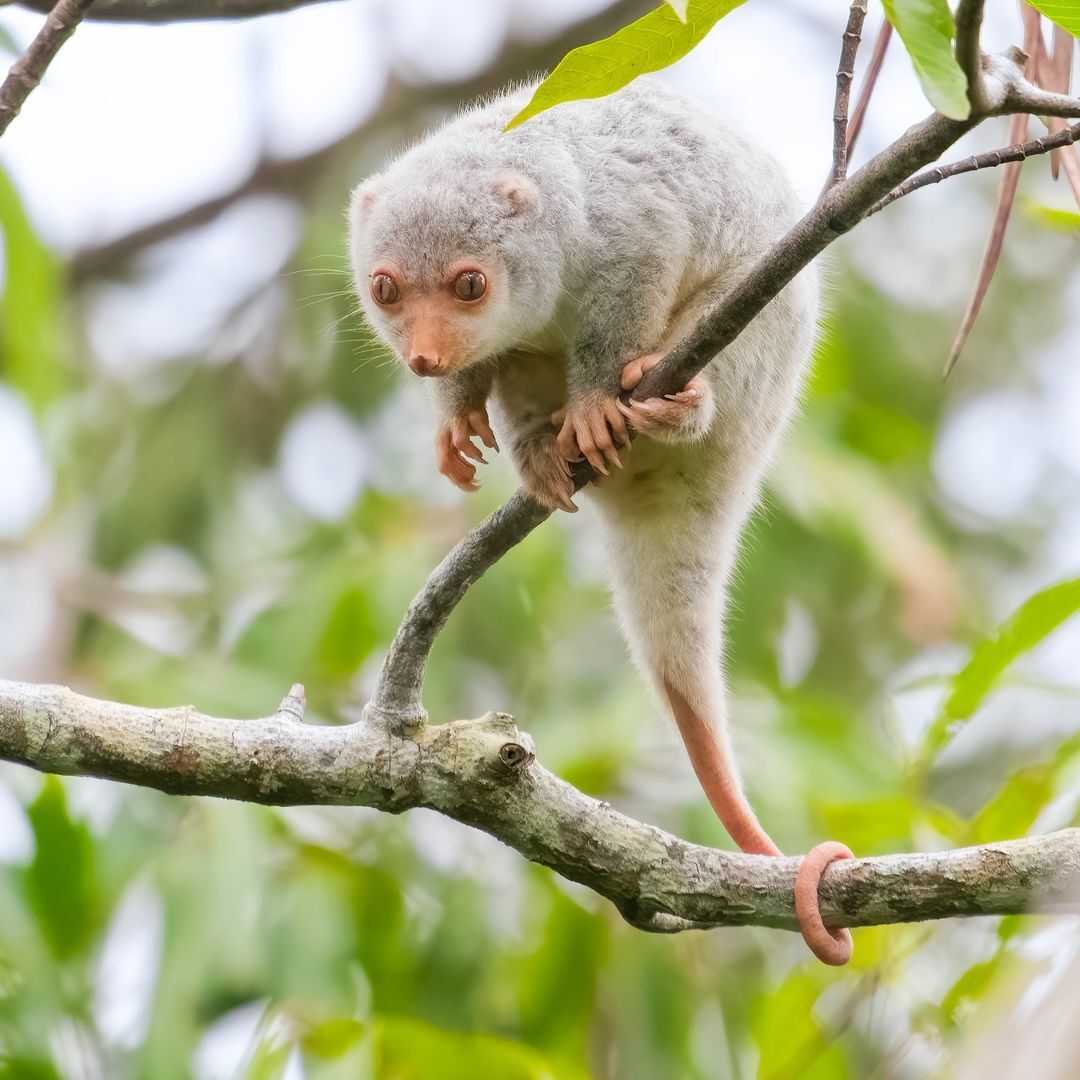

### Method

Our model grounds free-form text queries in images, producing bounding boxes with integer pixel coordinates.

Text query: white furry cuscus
[349,79,852,965]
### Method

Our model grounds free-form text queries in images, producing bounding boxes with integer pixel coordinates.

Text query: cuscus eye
[371,272,400,305]
[453,270,487,302]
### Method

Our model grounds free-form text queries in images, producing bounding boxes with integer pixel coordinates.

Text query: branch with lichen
[4,680,1080,936]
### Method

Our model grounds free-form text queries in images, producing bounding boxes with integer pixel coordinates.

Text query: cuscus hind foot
[518,433,578,513]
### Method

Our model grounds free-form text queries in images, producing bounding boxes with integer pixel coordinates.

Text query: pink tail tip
[794,840,855,966]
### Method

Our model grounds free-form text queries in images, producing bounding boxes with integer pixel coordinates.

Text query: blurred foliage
[2,4,1080,1078]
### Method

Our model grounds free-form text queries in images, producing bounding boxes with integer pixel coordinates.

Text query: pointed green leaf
[25,778,99,959]
[1026,203,1080,232]
[881,0,970,120]
[0,166,67,412]
[506,0,748,130]
[301,1019,365,1059]
[1025,1,1080,38]
[923,577,1080,759]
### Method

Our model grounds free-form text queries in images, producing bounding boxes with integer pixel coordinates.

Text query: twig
[0,0,95,138]
[846,19,892,159]
[828,0,868,188]
[16,0,341,21]
[943,113,1027,377]
[3,679,1080,935]
[942,11,1042,378]
[955,0,988,113]
[1040,24,1080,206]
[868,121,1080,216]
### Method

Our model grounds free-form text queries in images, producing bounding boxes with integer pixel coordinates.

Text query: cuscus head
[349,165,548,378]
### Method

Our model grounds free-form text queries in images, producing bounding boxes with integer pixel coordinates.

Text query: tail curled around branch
[605,524,855,965]
[661,682,854,965]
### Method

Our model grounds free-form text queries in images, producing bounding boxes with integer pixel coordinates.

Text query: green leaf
[0,165,67,412]
[751,972,848,1080]
[881,0,970,120]
[969,731,1080,842]
[25,778,99,959]
[301,1019,365,1059]
[244,1036,293,1080]
[375,1016,587,1080]
[665,0,689,19]
[506,0,748,130]
[1025,1,1080,38]
[1026,202,1080,232]
[318,585,377,678]
[923,578,1080,760]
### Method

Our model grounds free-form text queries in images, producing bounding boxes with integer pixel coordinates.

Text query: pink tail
[662,679,853,966]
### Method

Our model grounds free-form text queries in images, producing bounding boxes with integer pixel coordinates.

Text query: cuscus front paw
[435,408,499,492]
[518,434,578,513]
[617,353,714,442]
[553,391,628,475]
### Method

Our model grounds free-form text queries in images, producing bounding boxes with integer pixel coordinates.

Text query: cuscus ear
[492,170,541,217]
[349,176,387,225]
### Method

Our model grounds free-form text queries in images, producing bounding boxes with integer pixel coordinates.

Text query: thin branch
[0,0,94,138]
[629,109,978,403]
[868,121,1080,216]
[943,112,1026,378]
[955,0,988,114]
[3,679,1080,935]
[1047,116,1080,208]
[942,11,1043,378]
[16,0,341,21]
[846,18,893,160]
[828,0,868,189]
[1003,82,1080,119]
[365,491,552,729]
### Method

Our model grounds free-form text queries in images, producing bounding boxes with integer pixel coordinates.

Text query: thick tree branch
[0,0,94,138]
[828,0,868,188]
[3,679,1079,934]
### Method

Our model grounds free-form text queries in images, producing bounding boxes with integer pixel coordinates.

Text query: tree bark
[3,680,1079,936]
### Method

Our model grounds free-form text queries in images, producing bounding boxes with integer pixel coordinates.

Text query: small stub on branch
[276,683,306,723]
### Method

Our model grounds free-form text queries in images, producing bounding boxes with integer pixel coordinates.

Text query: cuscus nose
[407,352,444,377]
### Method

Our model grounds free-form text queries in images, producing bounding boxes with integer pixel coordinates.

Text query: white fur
[349,79,819,771]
